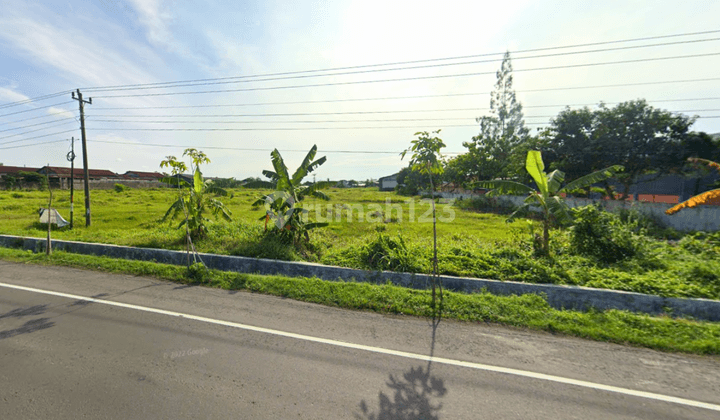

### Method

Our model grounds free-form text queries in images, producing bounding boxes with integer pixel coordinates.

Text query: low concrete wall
[440,192,720,232]
[1,234,718,321]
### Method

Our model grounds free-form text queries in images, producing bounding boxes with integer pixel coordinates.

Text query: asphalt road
[1,261,719,419]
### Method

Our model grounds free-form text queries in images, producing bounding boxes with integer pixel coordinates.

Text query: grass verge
[1,247,719,356]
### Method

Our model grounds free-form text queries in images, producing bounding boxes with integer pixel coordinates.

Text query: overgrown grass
[1,247,718,355]
[1,188,719,300]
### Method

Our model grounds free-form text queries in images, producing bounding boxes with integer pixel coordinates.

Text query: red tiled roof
[0,166,41,175]
[40,166,118,178]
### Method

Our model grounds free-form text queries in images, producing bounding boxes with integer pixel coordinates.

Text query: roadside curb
[1,234,718,321]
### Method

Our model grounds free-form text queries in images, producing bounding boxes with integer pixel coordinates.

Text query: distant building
[0,165,40,179]
[123,171,165,181]
[378,173,399,191]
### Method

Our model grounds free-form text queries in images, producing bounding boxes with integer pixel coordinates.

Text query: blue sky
[1,0,720,180]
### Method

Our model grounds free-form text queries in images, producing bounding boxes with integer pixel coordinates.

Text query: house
[378,173,399,191]
[0,165,41,179]
[37,166,119,189]
[38,166,118,180]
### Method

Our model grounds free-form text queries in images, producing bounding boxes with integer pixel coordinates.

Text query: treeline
[398,52,720,198]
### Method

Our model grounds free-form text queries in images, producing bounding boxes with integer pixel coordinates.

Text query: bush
[569,205,640,263]
[616,207,681,240]
[362,234,422,273]
[454,195,516,215]
[114,183,128,193]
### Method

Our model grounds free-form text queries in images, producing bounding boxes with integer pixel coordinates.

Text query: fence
[439,192,720,232]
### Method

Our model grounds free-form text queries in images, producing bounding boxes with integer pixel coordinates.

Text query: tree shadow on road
[355,364,448,420]
[355,303,447,419]
[0,304,54,340]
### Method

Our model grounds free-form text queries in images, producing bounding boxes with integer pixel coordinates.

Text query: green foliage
[3,188,720,302]
[453,195,516,214]
[394,166,430,196]
[254,145,329,244]
[401,130,446,177]
[209,177,242,189]
[187,262,209,282]
[541,100,696,198]
[360,233,426,273]
[569,205,640,263]
[461,52,530,182]
[160,149,232,239]
[113,183,128,193]
[477,150,623,256]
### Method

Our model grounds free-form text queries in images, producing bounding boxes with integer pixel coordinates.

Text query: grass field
[1,187,719,300]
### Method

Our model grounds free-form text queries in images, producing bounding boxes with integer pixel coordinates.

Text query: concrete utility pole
[66,137,75,229]
[72,89,92,227]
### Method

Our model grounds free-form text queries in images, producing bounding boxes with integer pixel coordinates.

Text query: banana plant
[476,150,623,256]
[666,158,720,215]
[252,145,330,242]
[160,149,232,240]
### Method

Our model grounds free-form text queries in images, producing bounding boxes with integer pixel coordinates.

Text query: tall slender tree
[463,52,529,181]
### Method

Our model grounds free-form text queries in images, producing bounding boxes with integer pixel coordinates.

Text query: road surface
[1,261,719,419]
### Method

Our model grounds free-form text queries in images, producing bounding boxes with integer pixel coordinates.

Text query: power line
[0,91,73,110]
[81,38,720,93]
[0,116,79,134]
[0,130,77,147]
[0,109,76,125]
[0,101,76,118]
[0,120,78,141]
[92,52,720,99]
[82,115,720,132]
[85,107,720,120]
[80,29,720,92]
[87,140,451,155]
[0,139,68,150]
[89,82,720,111]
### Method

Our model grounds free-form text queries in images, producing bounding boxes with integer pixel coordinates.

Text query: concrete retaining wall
[440,192,720,232]
[1,234,718,321]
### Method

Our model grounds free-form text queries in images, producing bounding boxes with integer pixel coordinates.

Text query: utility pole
[66,137,75,229]
[72,89,92,227]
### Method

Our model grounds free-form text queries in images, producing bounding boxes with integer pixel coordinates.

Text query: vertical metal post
[67,137,75,229]
[46,163,52,256]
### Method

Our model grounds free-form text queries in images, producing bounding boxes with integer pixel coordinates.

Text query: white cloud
[126,0,172,46]
[0,87,31,103]
[47,107,75,119]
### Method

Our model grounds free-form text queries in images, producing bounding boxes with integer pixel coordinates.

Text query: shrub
[454,195,516,215]
[616,207,681,240]
[114,183,128,193]
[569,205,640,263]
[361,233,426,273]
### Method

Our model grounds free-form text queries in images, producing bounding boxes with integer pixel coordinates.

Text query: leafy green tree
[542,100,695,199]
[395,166,431,196]
[253,145,330,243]
[477,150,623,256]
[401,130,445,307]
[462,52,530,181]
[160,149,232,240]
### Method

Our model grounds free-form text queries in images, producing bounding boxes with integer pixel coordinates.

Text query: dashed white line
[2,281,718,412]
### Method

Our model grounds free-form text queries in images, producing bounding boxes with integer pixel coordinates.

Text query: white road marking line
[2,281,719,412]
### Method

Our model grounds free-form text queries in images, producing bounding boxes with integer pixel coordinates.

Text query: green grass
[1,187,720,300]
[1,246,718,355]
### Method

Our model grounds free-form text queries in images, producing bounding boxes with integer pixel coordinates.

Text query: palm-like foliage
[476,150,623,256]
[160,150,231,239]
[666,158,720,215]
[253,145,330,242]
